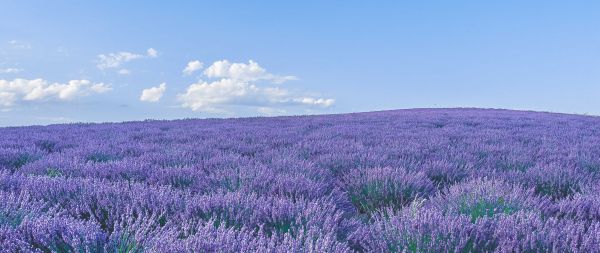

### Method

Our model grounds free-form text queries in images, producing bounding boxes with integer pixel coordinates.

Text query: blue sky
[1,1,600,126]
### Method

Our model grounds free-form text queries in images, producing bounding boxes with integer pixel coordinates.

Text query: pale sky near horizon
[1,1,600,126]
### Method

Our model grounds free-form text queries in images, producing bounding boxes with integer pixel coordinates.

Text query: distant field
[1,108,600,252]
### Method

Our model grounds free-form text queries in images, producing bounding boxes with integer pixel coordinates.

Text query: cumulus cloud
[0,68,22,74]
[147,48,159,58]
[179,79,260,111]
[0,78,111,107]
[177,60,334,113]
[96,48,158,70]
[140,83,167,102]
[183,60,203,75]
[204,60,297,83]
[0,92,16,107]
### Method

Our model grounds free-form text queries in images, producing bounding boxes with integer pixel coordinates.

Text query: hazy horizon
[2,107,599,128]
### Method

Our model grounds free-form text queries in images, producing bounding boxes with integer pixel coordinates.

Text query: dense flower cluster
[1,108,600,252]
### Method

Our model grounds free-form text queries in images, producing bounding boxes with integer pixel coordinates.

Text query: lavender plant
[0,108,600,251]
[340,167,435,215]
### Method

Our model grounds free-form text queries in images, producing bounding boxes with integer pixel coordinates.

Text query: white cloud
[117,69,131,75]
[178,79,253,111]
[89,83,112,93]
[96,48,158,70]
[147,48,159,58]
[183,60,203,75]
[177,60,333,113]
[295,97,335,107]
[0,92,16,107]
[178,78,334,112]
[203,60,297,83]
[97,52,143,70]
[140,83,167,102]
[0,78,111,107]
[0,68,22,74]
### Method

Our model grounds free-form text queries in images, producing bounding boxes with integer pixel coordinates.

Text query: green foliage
[10,154,34,170]
[458,198,519,222]
[0,210,26,228]
[350,181,417,214]
[36,140,59,153]
[109,232,144,253]
[46,167,63,178]
[534,181,579,200]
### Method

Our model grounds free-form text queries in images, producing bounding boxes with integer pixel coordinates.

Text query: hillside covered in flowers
[1,108,600,252]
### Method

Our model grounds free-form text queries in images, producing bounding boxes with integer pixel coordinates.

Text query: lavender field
[1,108,600,252]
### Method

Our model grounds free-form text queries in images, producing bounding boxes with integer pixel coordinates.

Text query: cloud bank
[0,79,111,107]
[178,60,333,113]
